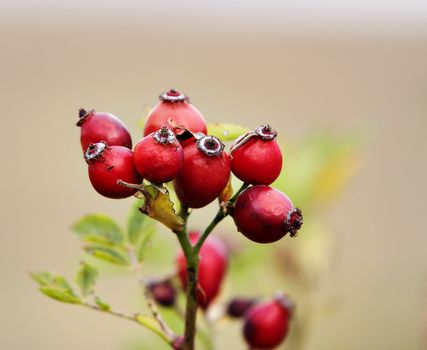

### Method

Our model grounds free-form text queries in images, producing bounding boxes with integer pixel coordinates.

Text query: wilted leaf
[40,286,82,304]
[141,185,184,232]
[219,177,233,203]
[83,245,129,266]
[95,296,111,311]
[128,199,156,245]
[207,123,249,141]
[72,214,124,245]
[75,261,98,296]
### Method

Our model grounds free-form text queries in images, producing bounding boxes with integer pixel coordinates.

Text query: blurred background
[1,0,426,349]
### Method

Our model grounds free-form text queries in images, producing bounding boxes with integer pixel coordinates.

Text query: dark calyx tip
[159,89,188,103]
[227,297,256,318]
[197,136,224,156]
[255,125,277,140]
[84,142,107,163]
[284,207,303,237]
[154,126,176,144]
[171,336,184,350]
[76,108,92,126]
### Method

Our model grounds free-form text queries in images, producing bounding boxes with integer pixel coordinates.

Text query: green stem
[177,183,248,350]
[194,182,249,254]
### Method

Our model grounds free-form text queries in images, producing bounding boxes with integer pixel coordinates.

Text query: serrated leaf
[128,199,156,245]
[95,296,111,311]
[72,214,124,245]
[207,123,250,141]
[75,262,98,297]
[140,185,184,232]
[39,286,82,304]
[83,245,129,266]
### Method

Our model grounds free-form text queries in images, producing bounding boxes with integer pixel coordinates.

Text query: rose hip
[230,125,282,185]
[134,126,183,183]
[85,142,142,199]
[174,136,231,208]
[77,109,132,151]
[233,185,303,243]
[143,89,207,139]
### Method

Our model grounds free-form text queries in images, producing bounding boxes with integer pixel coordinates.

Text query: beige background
[1,1,426,349]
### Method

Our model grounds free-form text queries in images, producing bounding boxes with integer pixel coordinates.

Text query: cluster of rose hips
[77,89,303,349]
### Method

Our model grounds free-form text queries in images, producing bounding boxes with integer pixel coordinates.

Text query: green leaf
[75,261,98,297]
[128,199,156,245]
[39,286,82,304]
[95,296,111,311]
[134,314,170,343]
[136,229,156,262]
[31,271,75,294]
[207,123,250,141]
[72,214,124,245]
[83,245,129,266]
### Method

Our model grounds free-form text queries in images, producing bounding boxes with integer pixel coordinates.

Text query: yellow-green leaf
[207,123,250,141]
[39,286,82,304]
[83,245,129,266]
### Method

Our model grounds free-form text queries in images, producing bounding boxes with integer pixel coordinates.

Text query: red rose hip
[176,232,228,310]
[230,125,282,185]
[134,126,183,183]
[143,89,207,138]
[174,136,231,208]
[233,185,303,243]
[243,294,292,349]
[147,279,176,307]
[77,109,132,151]
[85,142,142,199]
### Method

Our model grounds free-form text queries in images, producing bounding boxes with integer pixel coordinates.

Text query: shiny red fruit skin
[243,300,290,349]
[78,110,132,151]
[231,136,282,185]
[143,97,207,137]
[133,132,183,183]
[233,185,294,243]
[86,144,142,199]
[174,143,231,208]
[177,232,228,310]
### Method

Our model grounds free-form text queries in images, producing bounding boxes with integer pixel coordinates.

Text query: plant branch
[127,245,176,341]
[194,182,249,254]
[82,302,172,346]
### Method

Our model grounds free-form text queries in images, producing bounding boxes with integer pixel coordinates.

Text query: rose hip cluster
[78,88,302,243]
[77,89,303,349]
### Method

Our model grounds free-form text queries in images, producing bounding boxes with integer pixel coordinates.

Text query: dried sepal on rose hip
[77,109,132,151]
[230,125,282,185]
[147,278,177,307]
[176,231,228,310]
[134,126,183,184]
[232,185,303,243]
[174,135,231,208]
[243,293,294,349]
[143,89,207,140]
[84,142,142,199]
